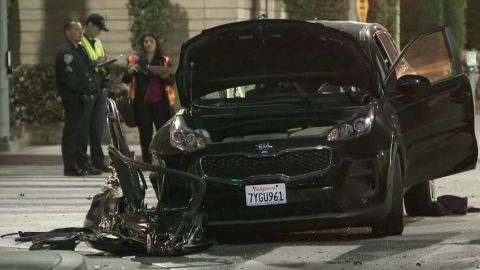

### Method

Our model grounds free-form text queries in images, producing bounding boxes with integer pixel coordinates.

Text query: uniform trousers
[61,93,93,172]
[89,88,107,168]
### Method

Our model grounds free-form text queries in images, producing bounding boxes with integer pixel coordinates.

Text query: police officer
[81,13,110,172]
[55,21,101,176]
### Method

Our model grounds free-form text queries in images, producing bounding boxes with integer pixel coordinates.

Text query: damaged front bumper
[5,99,212,256]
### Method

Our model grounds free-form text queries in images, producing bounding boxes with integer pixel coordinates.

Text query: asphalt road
[0,164,480,270]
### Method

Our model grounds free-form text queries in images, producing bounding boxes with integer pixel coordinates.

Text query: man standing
[55,21,101,176]
[81,13,109,172]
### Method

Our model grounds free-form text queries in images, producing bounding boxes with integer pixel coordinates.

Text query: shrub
[466,0,480,49]
[400,0,465,52]
[400,0,443,47]
[369,0,399,42]
[283,0,348,20]
[9,64,129,126]
[444,0,465,54]
[9,64,63,125]
[127,0,173,50]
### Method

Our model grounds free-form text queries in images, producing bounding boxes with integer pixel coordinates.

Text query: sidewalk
[1,115,480,166]
[0,144,141,166]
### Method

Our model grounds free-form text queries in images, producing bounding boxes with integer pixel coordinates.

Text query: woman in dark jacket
[122,33,175,163]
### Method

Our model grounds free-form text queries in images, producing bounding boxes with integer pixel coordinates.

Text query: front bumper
[208,204,386,232]
[162,133,395,232]
[200,152,391,232]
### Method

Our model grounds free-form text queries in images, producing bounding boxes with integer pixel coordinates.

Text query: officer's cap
[86,13,109,32]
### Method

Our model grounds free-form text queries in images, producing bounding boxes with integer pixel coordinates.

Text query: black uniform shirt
[55,39,99,95]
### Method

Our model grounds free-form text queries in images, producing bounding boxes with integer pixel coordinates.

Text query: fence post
[0,0,13,151]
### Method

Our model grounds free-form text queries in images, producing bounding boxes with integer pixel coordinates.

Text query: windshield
[193,80,370,107]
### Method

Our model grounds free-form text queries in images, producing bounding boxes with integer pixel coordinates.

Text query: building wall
[9,0,286,67]
[166,0,286,64]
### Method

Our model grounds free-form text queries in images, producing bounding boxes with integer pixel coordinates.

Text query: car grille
[200,148,332,179]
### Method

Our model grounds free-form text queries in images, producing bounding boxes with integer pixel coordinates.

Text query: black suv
[150,19,478,235]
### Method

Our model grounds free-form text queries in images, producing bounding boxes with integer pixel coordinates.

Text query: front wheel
[372,154,404,236]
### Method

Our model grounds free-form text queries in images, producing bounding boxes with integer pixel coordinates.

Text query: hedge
[9,64,63,125]
[9,64,128,125]
[400,0,465,53]
[283,0,348,20]
[368,0,399,42]
[466,0,480,49]
[444,0,465,54]
[127,0,173,50]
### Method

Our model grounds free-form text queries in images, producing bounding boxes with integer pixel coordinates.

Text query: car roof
[312,20,389,44]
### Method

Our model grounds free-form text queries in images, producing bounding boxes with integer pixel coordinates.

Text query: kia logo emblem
[255,142,273,153]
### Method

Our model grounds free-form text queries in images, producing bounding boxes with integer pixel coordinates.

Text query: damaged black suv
[150,19,478,235]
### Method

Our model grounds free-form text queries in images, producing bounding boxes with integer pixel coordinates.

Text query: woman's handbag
[116,96,136,127]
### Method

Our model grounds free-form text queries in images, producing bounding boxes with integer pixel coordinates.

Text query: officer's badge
[64,53,73,64]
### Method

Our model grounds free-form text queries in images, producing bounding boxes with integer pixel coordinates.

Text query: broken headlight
[170,115,208,152]
[327,108,374,141]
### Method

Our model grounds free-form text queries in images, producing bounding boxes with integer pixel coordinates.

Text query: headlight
[169,115,208,152]
[327,111,373,141]
[353,118,371,133]
[338,124,353,137]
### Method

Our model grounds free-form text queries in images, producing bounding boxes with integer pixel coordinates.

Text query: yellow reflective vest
[80,35,105,72]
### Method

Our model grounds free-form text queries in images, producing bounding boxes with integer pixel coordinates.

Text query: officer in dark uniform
[55,21,101,176]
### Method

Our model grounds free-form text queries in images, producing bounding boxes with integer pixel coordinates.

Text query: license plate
[245,183,287,206]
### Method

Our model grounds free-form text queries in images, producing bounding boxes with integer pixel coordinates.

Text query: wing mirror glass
[396,74,430,93]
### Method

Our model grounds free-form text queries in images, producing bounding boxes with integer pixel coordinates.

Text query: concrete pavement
[0,144,141,166]
[1,164,480,269]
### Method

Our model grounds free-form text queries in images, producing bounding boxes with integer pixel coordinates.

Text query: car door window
[373,36,391,70]
[375,55,386,78]
[373,31,399,79]
[391,29,457,83]
[378,33,399,64]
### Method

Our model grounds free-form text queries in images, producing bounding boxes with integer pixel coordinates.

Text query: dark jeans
[137,101,171,164]
[61,93,93,171]
[89,89,107,168]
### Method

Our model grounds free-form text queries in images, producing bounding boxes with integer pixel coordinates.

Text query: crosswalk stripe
[0,166,158,217]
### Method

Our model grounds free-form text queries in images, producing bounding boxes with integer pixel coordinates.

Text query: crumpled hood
[176,19,376,106]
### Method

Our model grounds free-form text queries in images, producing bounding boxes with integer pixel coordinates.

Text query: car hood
[176,19,376,106]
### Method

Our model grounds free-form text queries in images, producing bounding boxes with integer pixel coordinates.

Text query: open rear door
[386,27,478,187]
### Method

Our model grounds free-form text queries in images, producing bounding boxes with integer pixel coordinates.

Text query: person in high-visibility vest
[80,13,110,172]
[122,33,175,164]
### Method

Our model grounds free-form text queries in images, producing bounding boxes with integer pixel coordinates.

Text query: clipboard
[96,54,124,68]
[96,58,118,68]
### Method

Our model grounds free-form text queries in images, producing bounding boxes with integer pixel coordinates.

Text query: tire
[372,154,404,236]
[404,180,439,216]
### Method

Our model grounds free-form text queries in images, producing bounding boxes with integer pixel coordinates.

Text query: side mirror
[396,74,430,93]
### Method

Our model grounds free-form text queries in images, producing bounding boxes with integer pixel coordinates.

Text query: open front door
[386,27,478,187]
